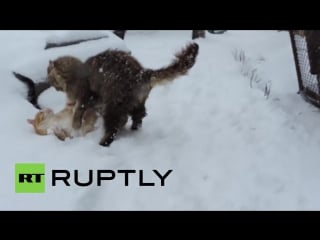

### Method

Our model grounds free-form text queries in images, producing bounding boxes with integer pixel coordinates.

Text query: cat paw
[131,122,142,130]
[99,139,113,147]
[54,129,67,141]
[99,134,115,147]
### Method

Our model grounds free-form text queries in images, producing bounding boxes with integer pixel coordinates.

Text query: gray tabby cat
[47,43,199,146]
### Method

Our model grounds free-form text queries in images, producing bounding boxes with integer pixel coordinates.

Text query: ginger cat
[27,104,98,141]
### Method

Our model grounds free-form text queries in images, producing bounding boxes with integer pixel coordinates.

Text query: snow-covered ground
[1,30,320,210]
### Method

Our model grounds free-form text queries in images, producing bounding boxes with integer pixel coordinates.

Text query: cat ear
[48,60,55,73]
[49,60,55,68]
[27,119,34,125]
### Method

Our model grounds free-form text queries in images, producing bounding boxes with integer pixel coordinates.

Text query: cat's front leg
[54,128,70,141]
[72,103,86,130]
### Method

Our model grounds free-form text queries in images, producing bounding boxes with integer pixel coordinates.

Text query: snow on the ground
[1,30,320,210]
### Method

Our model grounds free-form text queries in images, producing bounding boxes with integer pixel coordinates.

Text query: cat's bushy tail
[149,42,199,87]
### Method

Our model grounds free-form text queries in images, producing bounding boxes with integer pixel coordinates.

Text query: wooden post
[113,30,127,39]
[192,30,205,39]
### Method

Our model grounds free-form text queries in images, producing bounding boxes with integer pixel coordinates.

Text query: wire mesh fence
[290,30,320,108]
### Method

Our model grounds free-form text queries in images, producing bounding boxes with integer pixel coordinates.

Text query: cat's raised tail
[150,42,199,87]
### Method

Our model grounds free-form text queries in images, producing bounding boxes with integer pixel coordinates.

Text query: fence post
[289,30,304,93]
[113,30,126,40]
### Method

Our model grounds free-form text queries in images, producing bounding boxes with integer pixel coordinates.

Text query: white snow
[45,30,111,44]
[1,30,320,210]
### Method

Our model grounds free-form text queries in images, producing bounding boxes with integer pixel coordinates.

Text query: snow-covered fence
[290,30,320,108]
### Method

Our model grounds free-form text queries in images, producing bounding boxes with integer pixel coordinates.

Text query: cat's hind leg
[130,102,147,130]
[99,107,128,147]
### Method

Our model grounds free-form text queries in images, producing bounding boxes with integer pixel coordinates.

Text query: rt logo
[15,163,45,193]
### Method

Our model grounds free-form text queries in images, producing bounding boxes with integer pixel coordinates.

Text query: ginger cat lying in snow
[27,103,98,141]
